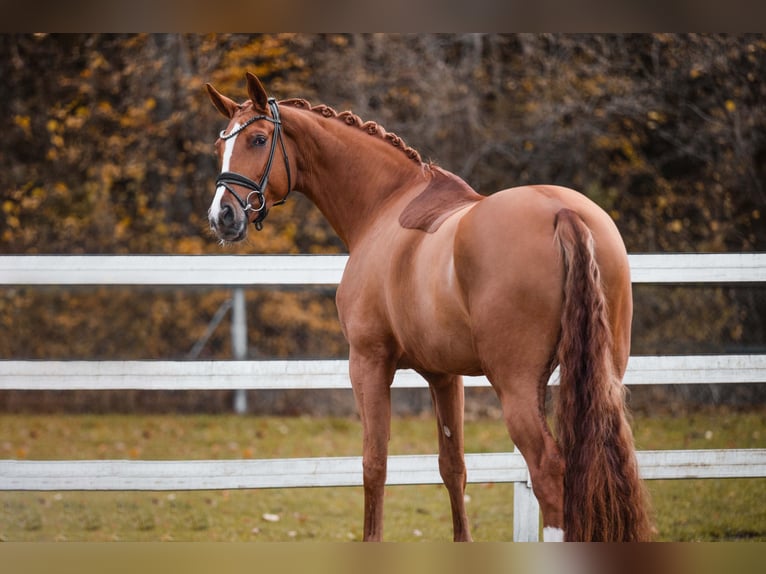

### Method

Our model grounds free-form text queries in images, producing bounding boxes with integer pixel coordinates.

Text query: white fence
[1,253,765,541]
[2,253,764,285]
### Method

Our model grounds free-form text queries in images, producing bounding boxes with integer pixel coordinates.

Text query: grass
[0,409,764,542]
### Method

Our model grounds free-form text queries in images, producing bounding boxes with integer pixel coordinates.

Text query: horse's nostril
[220,204,235,226]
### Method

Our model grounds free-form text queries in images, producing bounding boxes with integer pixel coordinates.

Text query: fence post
[513,449,540,542]
[231,288,248,414]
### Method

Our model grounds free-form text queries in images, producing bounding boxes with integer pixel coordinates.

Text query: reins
[215,97,292,231]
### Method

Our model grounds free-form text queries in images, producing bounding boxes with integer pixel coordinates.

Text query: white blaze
[209,122,240,221]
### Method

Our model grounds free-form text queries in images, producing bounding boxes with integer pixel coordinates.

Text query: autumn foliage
[1,35,764,405]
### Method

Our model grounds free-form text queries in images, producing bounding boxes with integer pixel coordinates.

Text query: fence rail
[3,450,765,491]
[1,355,765,390]
[1,253,765,285]
[1,253,764,542]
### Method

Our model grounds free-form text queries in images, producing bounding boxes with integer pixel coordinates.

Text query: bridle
[215,97,292,231]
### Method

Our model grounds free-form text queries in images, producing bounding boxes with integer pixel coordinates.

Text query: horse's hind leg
[490,366,565,541]
[420,371,473,542]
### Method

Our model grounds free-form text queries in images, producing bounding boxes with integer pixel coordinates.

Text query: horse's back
[455,184,629,279]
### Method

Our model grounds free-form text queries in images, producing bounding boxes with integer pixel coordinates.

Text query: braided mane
[280,98,424,165]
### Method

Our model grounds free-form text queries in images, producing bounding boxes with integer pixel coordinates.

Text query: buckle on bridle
[244,189,266,213]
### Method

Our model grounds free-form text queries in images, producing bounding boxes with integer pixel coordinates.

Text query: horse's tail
[553,208,652,542]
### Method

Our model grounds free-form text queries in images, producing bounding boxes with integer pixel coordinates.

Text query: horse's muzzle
[209,202,248,242]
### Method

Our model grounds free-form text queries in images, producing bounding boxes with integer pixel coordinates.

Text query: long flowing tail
[553,208,652,542]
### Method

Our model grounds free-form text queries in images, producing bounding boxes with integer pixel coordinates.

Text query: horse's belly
[387,239,481,375]
[395,323,481,375]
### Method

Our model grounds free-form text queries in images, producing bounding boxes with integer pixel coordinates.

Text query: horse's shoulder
[399,167,483,233]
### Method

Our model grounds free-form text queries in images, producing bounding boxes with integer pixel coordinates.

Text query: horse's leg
[471,300,565,539]
[349,348,395,541]
[490,367,565,541]
[420,372,472,542]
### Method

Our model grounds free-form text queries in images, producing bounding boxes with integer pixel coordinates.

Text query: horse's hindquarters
[452,188,566,364]
[450,186,638,538]
[453,185,632,373]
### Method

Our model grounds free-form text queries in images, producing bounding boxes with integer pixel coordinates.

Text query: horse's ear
[246,72,269,113]
[205,83,239,119]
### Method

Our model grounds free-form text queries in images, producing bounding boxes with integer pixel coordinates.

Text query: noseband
[215,98,292,231]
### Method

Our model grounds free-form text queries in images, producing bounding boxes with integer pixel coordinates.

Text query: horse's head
[205,73,292,241]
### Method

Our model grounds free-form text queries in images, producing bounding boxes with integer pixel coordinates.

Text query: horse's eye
[252,134,268,147]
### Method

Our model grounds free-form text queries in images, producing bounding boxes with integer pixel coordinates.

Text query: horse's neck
[284,107,427,249]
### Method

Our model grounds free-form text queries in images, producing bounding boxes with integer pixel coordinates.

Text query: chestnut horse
[205,73,652,542]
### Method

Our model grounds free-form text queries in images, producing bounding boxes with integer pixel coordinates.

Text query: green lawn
[1,410,764,541]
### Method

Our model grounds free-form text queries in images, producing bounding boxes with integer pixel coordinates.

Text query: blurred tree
[0,34,763,411]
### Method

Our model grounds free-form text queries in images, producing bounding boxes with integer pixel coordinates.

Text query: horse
[204,72,653,542]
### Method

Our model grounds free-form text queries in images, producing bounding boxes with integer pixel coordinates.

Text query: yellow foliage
[13,115,31,136]
[176,236,206,254]
[52,182,69,197]
[115,217,132,239]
